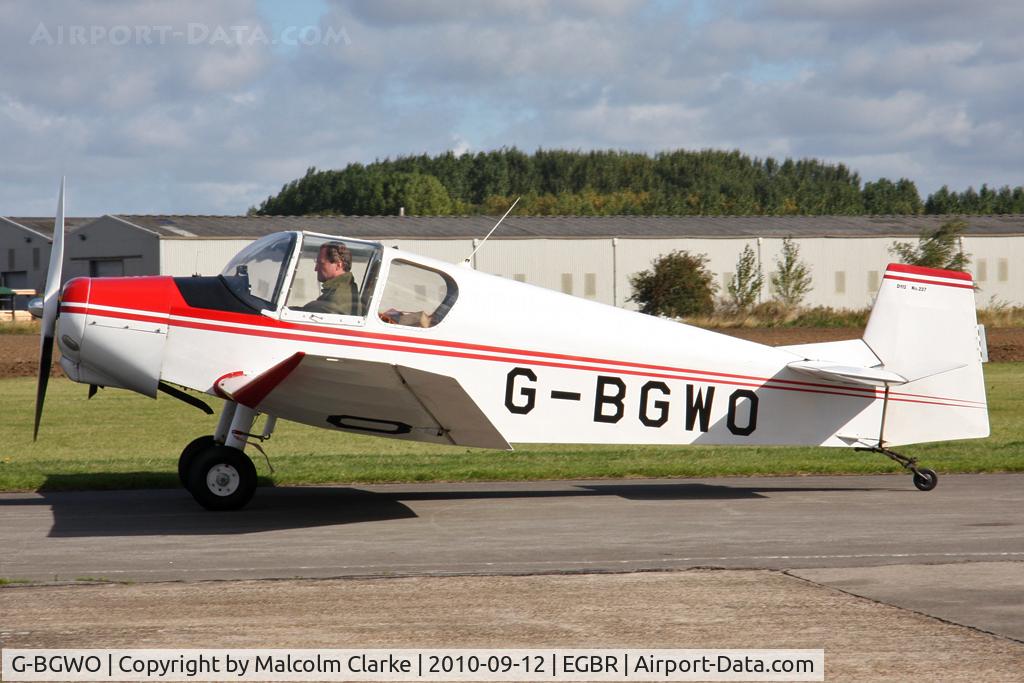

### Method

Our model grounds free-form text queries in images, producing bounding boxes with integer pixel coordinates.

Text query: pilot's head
[314,242,351,282]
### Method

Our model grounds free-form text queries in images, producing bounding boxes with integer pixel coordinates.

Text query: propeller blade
[33,177,66,441]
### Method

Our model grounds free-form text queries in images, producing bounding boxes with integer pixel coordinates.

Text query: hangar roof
[7,213,1024,241]
[0,216,97,238]
[111,213,1024,239]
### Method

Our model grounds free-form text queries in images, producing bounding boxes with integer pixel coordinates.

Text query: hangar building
[2,213,1022,310]
[0,216,95,307]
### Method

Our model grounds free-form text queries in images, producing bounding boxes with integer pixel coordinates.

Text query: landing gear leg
[857,445,938,491]
[215,400,239,444]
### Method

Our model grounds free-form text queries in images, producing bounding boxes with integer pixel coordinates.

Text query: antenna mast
[464,196,521,266]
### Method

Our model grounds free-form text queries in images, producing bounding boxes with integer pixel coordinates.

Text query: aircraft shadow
[0,474,885,538]
[0,483,417,538]
[395,482,874,502]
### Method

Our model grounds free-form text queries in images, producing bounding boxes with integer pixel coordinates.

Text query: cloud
[0,0,1022,215]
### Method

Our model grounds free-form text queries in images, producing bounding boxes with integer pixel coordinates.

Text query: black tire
[186,445,257,511]
[178,435,217,487]
[913,468,938,492]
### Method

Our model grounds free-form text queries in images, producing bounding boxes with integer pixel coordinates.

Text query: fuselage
[54,230,930,448]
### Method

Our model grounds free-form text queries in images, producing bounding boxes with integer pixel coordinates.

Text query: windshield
[285,234,383,316]
[219,232,296,311]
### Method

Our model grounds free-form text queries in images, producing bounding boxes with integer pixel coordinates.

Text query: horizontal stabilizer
[787,359,907,387]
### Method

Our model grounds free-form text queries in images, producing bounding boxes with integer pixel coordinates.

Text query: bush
[628,250,717,318]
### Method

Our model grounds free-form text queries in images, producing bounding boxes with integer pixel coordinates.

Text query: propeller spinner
[33,177,66,440]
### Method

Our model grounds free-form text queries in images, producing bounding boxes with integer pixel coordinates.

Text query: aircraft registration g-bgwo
[34,180,989,510]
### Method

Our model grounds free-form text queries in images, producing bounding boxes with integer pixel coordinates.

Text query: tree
[628,250,717,318]
[387,172,453,215]
[889,219,970,271]
[924,185,959,214]
[253,148,912,217]
[726,244,763,311]
[770,237,813,308]
[863,178,923,214]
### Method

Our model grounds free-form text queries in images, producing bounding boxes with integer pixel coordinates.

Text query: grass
[0,365,1021,492]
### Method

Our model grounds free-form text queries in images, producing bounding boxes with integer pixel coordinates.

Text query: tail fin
[862,264,988,446]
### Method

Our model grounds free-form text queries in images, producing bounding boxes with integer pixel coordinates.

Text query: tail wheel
[177,435,217,486]
[186,445,257,511]
[913,468,938,492]
[856,446,939,492]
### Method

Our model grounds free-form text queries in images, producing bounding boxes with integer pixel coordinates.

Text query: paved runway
[1,473,1022,641]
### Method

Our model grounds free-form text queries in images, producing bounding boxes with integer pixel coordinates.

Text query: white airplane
[34,180,989,510]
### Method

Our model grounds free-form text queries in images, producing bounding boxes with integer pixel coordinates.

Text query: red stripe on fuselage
[62,302,985,411]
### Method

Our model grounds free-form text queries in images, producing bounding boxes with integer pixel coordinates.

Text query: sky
[1,0,1022,216]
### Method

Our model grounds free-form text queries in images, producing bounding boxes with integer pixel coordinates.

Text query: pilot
[298,242,359,315]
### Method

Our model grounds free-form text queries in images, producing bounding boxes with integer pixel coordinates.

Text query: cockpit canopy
[213,231,460,328]
[219,232,383,316]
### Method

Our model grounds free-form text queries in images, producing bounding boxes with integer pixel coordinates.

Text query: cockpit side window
[285,235,382,317]
[377,260,458,328]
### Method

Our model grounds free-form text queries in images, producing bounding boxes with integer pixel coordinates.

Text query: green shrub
[629,250,718,318]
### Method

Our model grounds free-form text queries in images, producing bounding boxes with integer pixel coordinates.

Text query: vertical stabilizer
[863,264,988,446]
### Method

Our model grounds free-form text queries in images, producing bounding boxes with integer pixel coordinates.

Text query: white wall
[152,233,1024,310]
[474,238,615,303]
[963,236,1023,307]
[616,236,1018,310]
[378,238,474,266]
[160,239,255,276]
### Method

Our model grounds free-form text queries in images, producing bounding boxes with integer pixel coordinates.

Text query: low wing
[216,353,511,450]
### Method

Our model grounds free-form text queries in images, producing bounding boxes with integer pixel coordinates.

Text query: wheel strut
[856,445,938,491]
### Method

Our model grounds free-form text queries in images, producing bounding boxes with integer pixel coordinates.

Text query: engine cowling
[57,276,176,397]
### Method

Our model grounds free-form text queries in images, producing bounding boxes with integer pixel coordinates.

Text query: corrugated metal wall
[64,216,159,280]
[474,239,615,303]
[377,238,474,265]
[159,239,254,277]
[372,235,1022,310]
[962,236,1023,306]
[0,221,50,294]
[4,219,1018,309]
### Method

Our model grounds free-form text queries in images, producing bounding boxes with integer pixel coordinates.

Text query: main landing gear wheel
[186,445,257,511]
[177,435,217,486]
[913,468,938,492]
